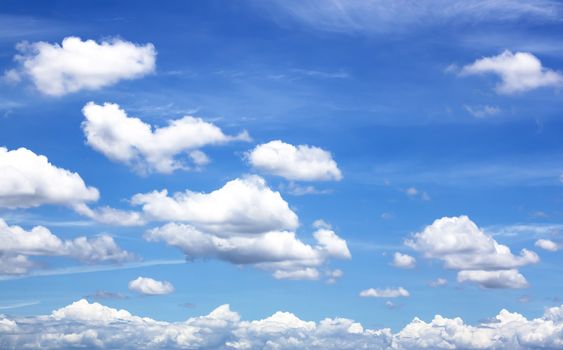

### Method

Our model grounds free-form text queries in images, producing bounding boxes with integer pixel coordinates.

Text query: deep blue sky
[0,0,562,340]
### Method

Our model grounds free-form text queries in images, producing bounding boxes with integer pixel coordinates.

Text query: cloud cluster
[128,276,174,295]
[406,216,539,288]
[138,175,349,279]
[1,299,561,349]
[246,140,342,181]
[9,36,156,96]
[82,102,250,174]
[461,51,563,94]
[0,218,133,276]
[0,147,99,209]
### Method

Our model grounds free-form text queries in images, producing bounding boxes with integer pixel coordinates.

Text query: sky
[0,1,562,349]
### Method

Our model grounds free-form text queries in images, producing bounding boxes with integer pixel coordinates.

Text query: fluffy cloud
[246,140,342,181]
[128,276,174,295]
[406,216,539,289]
[359,287,410,298]
[461,51,563,94]
[429,278,447,287]
[535,238,560,252]
[11,36,155,96]
[0,218,133,275]
[4,299,560,349]
[391,252,416,269]
[82,102,250,174]
[145,223,350,280]
[457,269,528,289]
[132,175,298,234]
[0,147,99,209]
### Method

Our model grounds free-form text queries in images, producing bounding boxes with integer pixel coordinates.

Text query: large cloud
[0,218,133,276]
[132,175,298,234]
[0,299,561,349]
[246,140,342,181]
[10,36,156,96]
[406,216,539,289]
[145,223,350,280]
[0,147,99,209]
[82,102,250,174]
[460,51,563,94]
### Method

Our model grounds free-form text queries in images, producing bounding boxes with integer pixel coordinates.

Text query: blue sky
[0,1,562,349]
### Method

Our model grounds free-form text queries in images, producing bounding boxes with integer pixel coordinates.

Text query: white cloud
[535,238,560,252]
[73,204,145,227]
[404,187,430,200]
[391,252,416,269]
[246,140,342,181]
[464,104,501,118]
[265,0,561,34]
[82,102,250,174]
[457,269,528,289]
[461,51,563,94]
[12,36,156,96]
[406,216,539,289]
[132,175,298,235]
[128,276,174,295]
[359,287,410,298]
[429,278,447,287]
[0,218,133,276]
[0,147,99,209]
[145,223,350,280]
[1,299,562,349]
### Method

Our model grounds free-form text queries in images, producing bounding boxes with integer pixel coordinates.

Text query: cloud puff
[359,287,410,298]
[0,147,99,209]
[4,299,560,349]
[145,223,350,280]
[128,276,174,295]
[391,252,416,269]
[535,238,560,252]
[406,216,539,288]
[461,51,563,94]
[0,218,133,276]
[132,175,298,234]
[246,140,342,181]
[82,102,250,174]
[457,269,528,289]
[11,36,155,96]
[429,278,447,287]
[464,105,501,118]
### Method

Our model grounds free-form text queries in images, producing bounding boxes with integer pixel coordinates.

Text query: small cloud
[128,276,175,295]
[380,212,394,220]
[404,187,430,201]
[313,219,332,230]
[2,69,21,83]
[391,252,416,269]
[359,287,410,298]
[535,239,560,252]
[281,182,332,196]
[464,105,500,118]
[429,278,448,288]
[87,290,127,300]
[325,269,343,284]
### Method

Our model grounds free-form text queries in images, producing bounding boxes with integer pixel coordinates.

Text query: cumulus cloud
[128,276,174,295]
[132,175,298,234]
[11,36,155,96]
[359,287,410,298]
[0,147,99,209]
[82,102,250,174]
[145,223,350,280]
[457,269,529,289]
[461,51,563,94]
[6,299,558,349]
[0,218,133,276]
[246,140,342,181]
[406,216,539,289]
[535,238,560,252]
[391,252,416,269]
